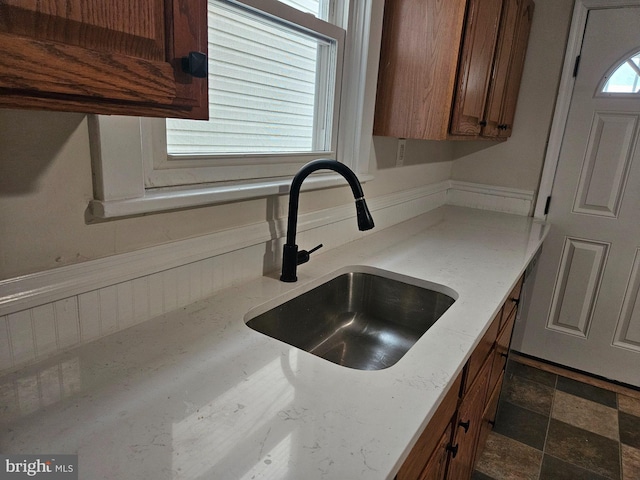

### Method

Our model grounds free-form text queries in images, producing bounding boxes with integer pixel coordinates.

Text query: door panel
[547,238,609,337]
[614,249,640,351]
[573,113,638,217]
[518,7,640,386]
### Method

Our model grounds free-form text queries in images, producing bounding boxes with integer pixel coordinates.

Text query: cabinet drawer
[500,276,523,329]
[489,307,516,393]
[463,310,501,395]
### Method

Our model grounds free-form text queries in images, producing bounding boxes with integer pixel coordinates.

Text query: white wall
[0,110,453,281]
[450,0,574,193]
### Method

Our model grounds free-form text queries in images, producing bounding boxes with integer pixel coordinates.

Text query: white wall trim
[0,179,534,372]
[447,181,535,216]
[0,181,449,318]
[0,179,531,318]
[534,0,640,218]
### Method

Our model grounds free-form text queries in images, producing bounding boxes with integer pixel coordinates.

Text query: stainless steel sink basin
[246,269,456,370]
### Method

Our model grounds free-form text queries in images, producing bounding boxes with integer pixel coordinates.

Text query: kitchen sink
[245,268,456,370]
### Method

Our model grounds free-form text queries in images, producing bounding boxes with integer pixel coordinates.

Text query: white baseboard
[0,180,531,372]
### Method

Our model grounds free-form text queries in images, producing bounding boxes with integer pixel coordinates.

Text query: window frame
[89,0,378,218]
[159,0,346,186]
[597,47,640,97]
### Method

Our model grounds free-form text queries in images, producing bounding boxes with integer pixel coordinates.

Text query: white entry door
[517,6,640,386]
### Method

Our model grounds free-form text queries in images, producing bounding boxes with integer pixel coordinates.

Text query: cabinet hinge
[573,55,581,77]
[544,196,551,215]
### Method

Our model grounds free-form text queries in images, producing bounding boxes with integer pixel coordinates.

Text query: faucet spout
[280,159,374,282]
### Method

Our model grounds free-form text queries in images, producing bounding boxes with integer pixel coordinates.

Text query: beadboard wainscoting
[0,181,534,372]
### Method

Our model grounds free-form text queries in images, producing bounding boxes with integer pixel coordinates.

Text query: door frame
[533,0,640,219]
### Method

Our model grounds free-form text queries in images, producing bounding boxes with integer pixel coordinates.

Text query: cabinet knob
[458,419,471,433]
[446,443,459,458]
[479,120,487,127]
[181,51,208,78]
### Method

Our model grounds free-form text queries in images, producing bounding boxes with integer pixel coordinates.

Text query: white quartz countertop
[0,206,549,480]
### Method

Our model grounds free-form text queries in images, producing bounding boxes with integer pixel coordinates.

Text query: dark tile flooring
[472,360,640,480]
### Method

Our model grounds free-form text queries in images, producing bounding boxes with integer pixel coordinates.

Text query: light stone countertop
[0,206,549,480]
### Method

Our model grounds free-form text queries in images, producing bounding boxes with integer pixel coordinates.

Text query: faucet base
[280,244,298,282]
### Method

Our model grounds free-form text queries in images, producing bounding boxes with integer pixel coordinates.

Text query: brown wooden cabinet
[0,0,208,119]
[474,0,535,138]
[418,423,453,480]
[374,0,534,141]
[450,0,504,136]
[374,0,468,140]
[396,274,524,480]
[447,355,491,479]
[397,373,462,480]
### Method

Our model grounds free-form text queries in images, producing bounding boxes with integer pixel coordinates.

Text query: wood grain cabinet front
[374,0,534,140]
[480,0,535,139]
[396,373,462,480]
[395,274,525,480]
[446,356,492,480]
[449,0,504,136]
[0,0,208,119]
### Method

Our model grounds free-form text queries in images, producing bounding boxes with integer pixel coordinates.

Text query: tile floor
[472,359,640,480]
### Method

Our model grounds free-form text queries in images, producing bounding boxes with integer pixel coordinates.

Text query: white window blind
[166,0,343,156]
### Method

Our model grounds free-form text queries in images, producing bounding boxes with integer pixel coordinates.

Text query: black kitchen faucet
[280,159,374,282]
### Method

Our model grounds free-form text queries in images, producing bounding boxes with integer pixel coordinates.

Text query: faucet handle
[297,244,323,265]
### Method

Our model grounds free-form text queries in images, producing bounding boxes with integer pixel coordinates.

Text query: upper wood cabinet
[0,0,209,119]
[374,0,534,141]
[450,0,504,136]
[482,0,534,138]
[373,0,468,140]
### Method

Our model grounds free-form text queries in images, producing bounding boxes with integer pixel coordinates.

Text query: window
[89,1,379,218]
[166,0,342,157]
[600,50,640,94]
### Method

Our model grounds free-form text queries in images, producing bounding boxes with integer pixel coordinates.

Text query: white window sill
[89,172,375,218]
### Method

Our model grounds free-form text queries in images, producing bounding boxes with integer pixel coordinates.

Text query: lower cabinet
[419,423,453,480]
[447,355,492,479]
[397,275,523,480]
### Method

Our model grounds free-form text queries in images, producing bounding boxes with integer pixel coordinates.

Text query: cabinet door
[489,310,516,394]
[0,0,208,119]
[447,357,491,480]
[482,0,534,138]
[397,373,462,480]
[373,0,467,140]
[477,373,502,456]
[419,422,453,480]
[450,0,503,136]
